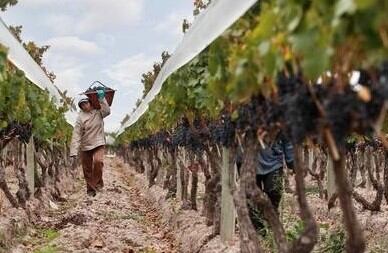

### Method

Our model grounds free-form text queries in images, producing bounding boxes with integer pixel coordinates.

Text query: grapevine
[116,1,388,252]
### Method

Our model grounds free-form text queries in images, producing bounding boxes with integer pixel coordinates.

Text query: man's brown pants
[81,145,105,191]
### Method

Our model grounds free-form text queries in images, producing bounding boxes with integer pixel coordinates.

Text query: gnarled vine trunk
[332,148,365,253]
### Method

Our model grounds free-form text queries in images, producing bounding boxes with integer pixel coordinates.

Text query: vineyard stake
[176,148,183,201]
[26,136,35,194]
[326,157,336,201]
[220,147,236,243]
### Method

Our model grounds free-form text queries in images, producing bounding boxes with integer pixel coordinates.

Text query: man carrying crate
[70,89,111,197]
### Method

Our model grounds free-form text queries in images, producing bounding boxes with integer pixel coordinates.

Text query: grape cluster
[235,96,280,134]
[277,72,320,143]
[0,122,32,144]
[172,118,190,147]
[129,62,388,152]
[209,121,224,145]
[274,65,388,146]
[171,117,207,154]
[354,137,383,154]
[325,69,388,146]
[130,115,235,153]
[208,114,235,147]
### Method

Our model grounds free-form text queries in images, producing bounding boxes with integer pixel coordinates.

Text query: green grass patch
[317,228,345,253]
[33,245,58,253]
[121,213,143,222]
[100,210,144,222]
[286,220,305,242]
[101,210,121,220]
[40,229,59,241]
[260,209,346,253]
[139,247,157,253]
[305,185,321,195]
[26,228,60,252]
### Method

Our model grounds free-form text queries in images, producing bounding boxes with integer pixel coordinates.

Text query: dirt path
[12,157,176,253]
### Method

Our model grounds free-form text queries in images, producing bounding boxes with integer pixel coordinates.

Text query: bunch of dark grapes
[17,124,32,143]
[276,72,319,144]
[128,62,388,153]
[207,115,235,147]
[276,71,299,97]
[172,118,189,147]
[235,96,276,133]
[209,121,224,145]
[136,138,152,149]
[325,89,362,146]
[129,140,140,149]
[364,137,382,150]
[220,114,235,147]
[185,118,206,155]
[356,137,382,152]
[157,131,173,149]
[149,132,169,147]
[324,66,388,146]
[365,66,388,122]
[0,122,32,144]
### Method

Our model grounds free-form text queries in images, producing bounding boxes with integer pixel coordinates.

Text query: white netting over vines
[117,0,258,134]
[0,17,77,126]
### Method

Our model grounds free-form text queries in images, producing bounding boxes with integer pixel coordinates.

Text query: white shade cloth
[0,17,77,126]
[117,0,258,135]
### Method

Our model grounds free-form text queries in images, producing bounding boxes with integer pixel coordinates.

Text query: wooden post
[326,157,336,199]
[309,148,314,172]
[64,145,69,166]
[182,149,188,201]
[26,136,35,194]
[176,148,182,201]
[220,147,236,243]
[156,148,165,187]
[145,151,151,182]
[0,145,7,166]
[366,148,373,190]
